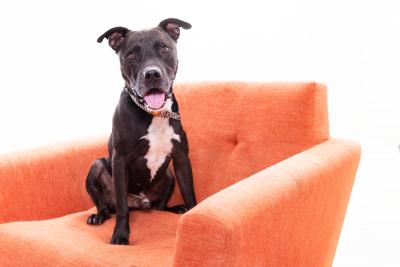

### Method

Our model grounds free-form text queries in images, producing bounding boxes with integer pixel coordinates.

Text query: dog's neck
[124,87,181,120]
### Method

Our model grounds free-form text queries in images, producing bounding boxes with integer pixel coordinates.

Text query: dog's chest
[141,117,180,181]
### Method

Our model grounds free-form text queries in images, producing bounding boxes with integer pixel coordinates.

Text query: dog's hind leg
[86,157,115,225]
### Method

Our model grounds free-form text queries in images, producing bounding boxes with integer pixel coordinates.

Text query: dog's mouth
[144,88,166,110]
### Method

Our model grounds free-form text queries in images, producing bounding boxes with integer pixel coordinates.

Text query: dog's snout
[140,65,165,95]
[144,68,162,81]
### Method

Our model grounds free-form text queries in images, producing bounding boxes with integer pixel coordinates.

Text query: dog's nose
[144,69,162,81]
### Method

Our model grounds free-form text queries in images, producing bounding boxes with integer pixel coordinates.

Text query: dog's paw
[86,212,110,225]
[141,198,151,210]
[111,230,130,245]
[154,204,188,214]
[168,204,188,214]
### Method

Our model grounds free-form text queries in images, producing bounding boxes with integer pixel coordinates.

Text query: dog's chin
[144,88,167,110]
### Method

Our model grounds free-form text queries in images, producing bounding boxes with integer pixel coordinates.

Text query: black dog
[85,18,197,245]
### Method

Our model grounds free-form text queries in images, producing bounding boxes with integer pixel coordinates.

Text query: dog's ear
[97,27,129,52]
[158,18,191,42]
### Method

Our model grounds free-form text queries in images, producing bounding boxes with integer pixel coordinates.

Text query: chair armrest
[0,136,108,223]
[172,139,361,267]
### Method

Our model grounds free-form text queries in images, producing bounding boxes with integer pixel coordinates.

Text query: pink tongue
[144,92,165,109]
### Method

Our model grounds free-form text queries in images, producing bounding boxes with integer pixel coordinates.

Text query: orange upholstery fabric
[0,137,107,223]
[0,82,360,266]
[170,82,329,205]
[0,208,179,266]
[173,139,360,267]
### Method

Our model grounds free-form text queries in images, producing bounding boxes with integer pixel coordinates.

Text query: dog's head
[97,18,191,111]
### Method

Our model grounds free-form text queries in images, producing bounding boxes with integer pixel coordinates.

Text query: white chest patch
[141,117,180,181]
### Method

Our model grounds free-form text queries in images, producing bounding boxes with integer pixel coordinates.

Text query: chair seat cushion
[0,208,181,266]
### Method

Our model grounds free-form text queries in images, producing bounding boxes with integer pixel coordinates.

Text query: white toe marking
[141,117,180,181]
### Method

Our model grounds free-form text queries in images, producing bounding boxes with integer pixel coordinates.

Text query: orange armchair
[0,82,360,266]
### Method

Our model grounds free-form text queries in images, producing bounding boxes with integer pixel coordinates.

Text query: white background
[0,1,399,265]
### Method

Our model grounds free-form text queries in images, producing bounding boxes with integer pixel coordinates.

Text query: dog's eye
[160,46,170,55]
[127,52,137,60]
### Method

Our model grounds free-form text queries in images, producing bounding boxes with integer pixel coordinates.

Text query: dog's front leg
[111,151,130,245]
[173,149,197,211]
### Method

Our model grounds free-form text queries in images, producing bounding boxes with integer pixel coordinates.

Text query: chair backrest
[172,82,329,203]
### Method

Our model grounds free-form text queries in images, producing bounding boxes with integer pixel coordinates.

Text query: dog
[85,18,197,245]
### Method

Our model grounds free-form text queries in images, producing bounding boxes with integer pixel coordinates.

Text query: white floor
[334,155,400,266]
